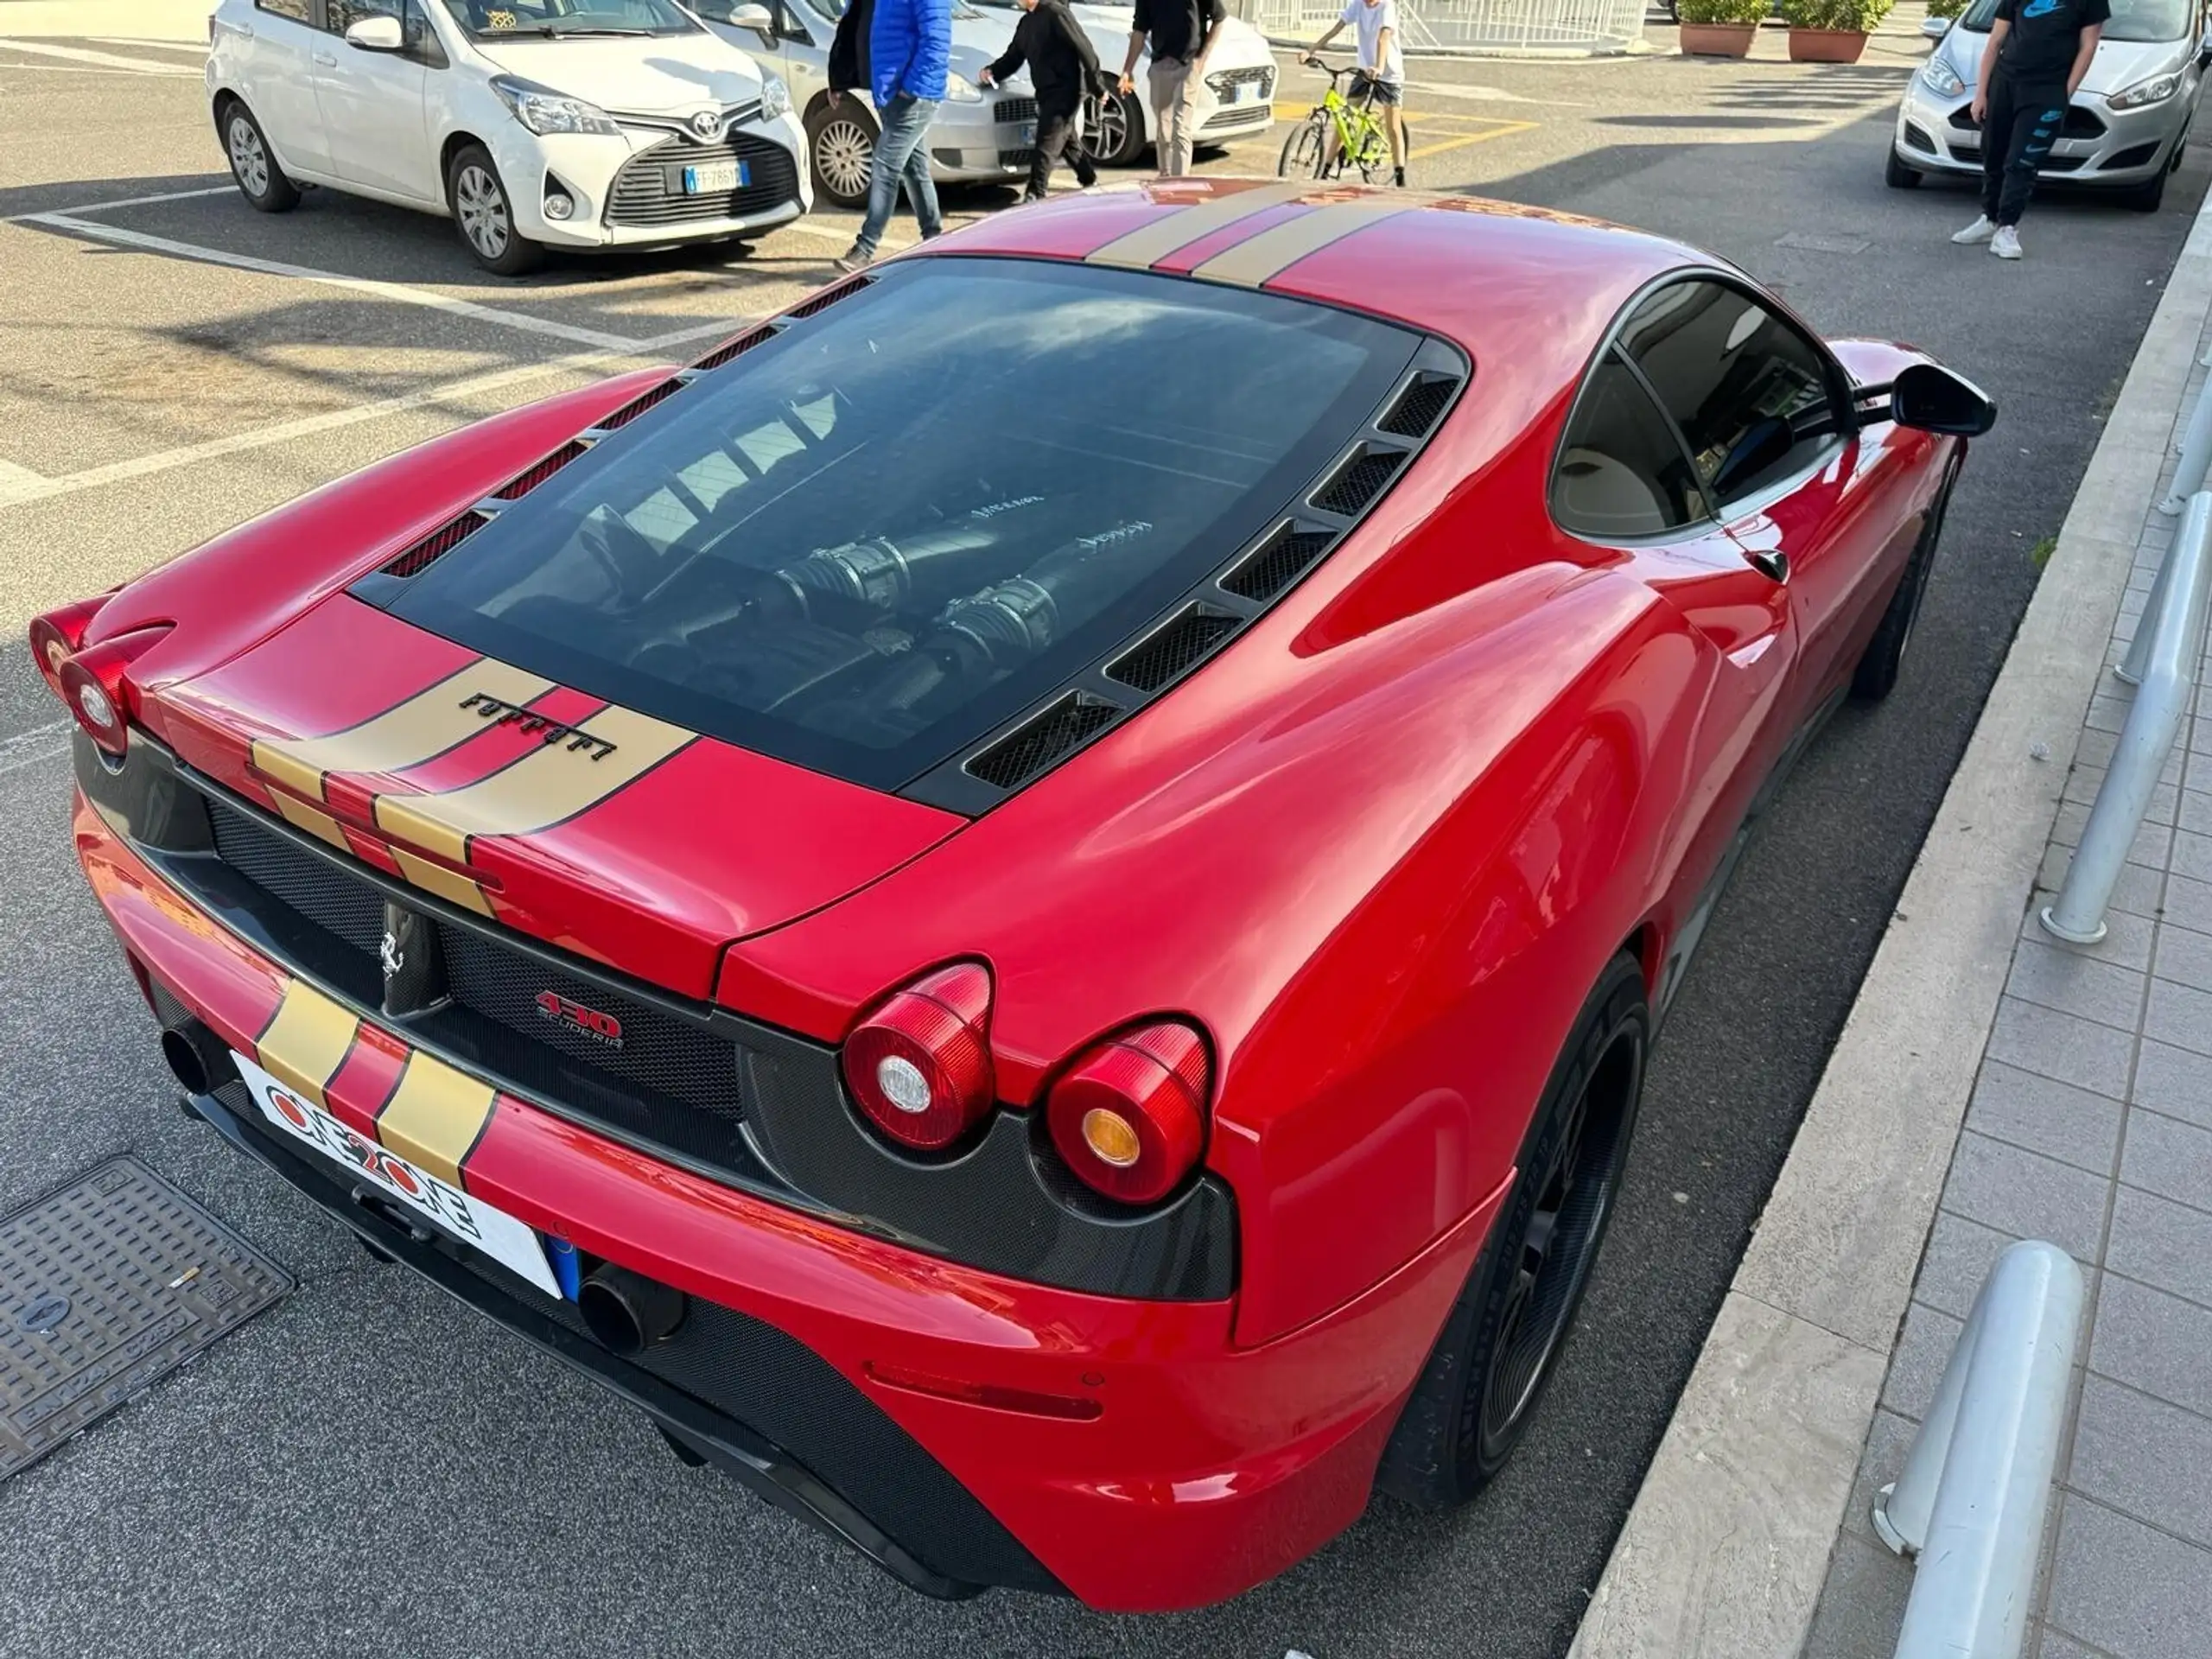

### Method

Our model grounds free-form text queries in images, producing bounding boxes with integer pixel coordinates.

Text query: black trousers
[1980,72,2068,227]
[1027,103,1096,201]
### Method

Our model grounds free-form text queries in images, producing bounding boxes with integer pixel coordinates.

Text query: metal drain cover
[0,1157,291,1479]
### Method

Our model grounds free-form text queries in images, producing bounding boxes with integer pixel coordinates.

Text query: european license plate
[1021,121,1037,143]
[1228,82,1250,103]
[233,1050,560,1298]
[683,159,747,194]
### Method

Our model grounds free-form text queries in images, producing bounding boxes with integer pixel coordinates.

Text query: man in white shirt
[1305,0,1406,186]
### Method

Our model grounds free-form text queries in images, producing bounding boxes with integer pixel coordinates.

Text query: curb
[1567,189,2212,1656]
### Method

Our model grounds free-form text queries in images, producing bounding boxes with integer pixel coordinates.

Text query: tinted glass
[436,0,697,38]
[1553,348,1707,539]
[255,0,312,20]
[1620,281,1838,509]
[385,258,1418,790]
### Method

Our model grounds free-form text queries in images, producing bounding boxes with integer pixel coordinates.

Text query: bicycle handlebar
[1299,58,1373,86]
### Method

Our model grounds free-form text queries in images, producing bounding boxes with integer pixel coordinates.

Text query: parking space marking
[5,184,233,222]
[0,326,730,512]
[0,38,199,75]
[18,210,691,353]
[1410,118,1538,161]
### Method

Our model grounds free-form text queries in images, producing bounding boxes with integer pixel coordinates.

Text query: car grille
[999,148,1037,167]
[993,96,1037,125]
[200,795,747,1160]
[1200,105,1269,132]
[1207,65,1274,94]
[607,132,801,228]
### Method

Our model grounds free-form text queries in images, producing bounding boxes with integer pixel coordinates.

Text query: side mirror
[1891,362,1998,436]
[344,12,406,50]
[342,13,409,50]
[728,2,774,25]
[1920,13,1949,36]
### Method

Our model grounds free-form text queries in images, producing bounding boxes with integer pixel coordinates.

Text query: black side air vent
[1222,522,1336,602]
[1106,606,1242,694]
[692,323,777,372]
[599,378,683,430]
[493,440,589,500]
[1379,371,1461,438]
[381,510,489,579]
[966,693,1122,790]
[790,276,867,321]
[1313,443,1410,518]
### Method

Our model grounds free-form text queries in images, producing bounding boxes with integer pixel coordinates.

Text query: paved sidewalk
[1803,285,2212,1656]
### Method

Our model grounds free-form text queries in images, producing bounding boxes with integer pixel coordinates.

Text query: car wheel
[448,144,542,276]
[806,100,879,213]
[1885,147,1923,189]
[1376,950,1649,1507]
[2120,162,2169,213]
[219,99,300,213]
[1081,87,1147,168]
[1851,456,1957,702]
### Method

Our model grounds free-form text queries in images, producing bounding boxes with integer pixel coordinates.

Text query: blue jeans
[855,92,942,257]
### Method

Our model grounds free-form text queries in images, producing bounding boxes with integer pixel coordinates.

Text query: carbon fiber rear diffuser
[0,1156,291,1479]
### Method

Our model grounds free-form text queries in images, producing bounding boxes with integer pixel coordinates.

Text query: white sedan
[207,0,811,274]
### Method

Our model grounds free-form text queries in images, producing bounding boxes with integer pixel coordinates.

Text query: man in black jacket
[979,0,1100,202]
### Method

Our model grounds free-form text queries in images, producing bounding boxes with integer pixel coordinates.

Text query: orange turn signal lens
[1081,1107,1142,1168]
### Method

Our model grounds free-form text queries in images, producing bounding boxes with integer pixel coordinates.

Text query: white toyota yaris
[207,0,811,274]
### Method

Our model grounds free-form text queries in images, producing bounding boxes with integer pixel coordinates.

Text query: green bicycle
[1276,60,1408,183]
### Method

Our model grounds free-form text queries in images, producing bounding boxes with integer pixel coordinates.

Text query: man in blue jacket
[835,0,952,271]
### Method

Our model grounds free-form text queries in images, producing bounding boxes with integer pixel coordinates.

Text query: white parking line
[0,720,72,778]
[0,321,735,513]
[0,38,199,74]
[88,37,210,54]
[4,184,233,222]
[19,210,688,353]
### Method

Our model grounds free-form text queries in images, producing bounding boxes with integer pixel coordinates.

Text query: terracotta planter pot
[1679,22,1758,55]
[1788,26,1870,61]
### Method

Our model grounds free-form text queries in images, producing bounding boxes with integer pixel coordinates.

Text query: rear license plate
[232,1050,560,1298]
[683,160,747,194]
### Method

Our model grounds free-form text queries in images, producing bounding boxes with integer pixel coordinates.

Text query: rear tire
[219,99,299,213]
[1376,952,1649,1506]
[1885,147,1923,189]
[1851,456,1957,702]
[447,143,541,276]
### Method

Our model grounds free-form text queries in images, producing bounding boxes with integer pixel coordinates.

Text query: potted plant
[1779,0,1894,61]
[1678,0,1768,57]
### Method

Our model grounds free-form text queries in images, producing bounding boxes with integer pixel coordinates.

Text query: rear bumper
[76,790,1501,1611]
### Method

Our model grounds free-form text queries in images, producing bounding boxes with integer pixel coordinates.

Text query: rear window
[383,257,1420,791]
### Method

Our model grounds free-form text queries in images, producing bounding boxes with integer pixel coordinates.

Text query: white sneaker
[1991,226,2023,259]
[1951,214,1997,245]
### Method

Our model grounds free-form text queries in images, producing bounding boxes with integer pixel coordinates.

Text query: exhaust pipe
[578,1263,685,1357]
[160,1020,234,1098]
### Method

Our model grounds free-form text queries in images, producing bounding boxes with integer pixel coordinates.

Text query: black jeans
[1027,104,1096,201]
[1980,72,2068,227]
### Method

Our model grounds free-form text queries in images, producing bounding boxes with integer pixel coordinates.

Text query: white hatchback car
[207,0,811,274]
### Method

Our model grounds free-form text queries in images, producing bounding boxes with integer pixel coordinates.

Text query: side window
[1619,281,1842,510]
[1553,348,1708,540]
[327,0,443,58]
[255,0,313,21]
[327,0,397,28]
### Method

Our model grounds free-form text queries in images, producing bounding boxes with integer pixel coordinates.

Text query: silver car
[1891,0,2211,212]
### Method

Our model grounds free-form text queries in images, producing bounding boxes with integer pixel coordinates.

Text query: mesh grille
[1379,373,1459,438]
[1105,608,1240,693]
[381,512,486,579]
[494,441,589,499]
[1223,524,1335,602]
[692,324,776,372]
[992,96,1037,124]
[604,132,801,227]
[208,799,385,951]
[966,694,1119,790]
[790,277,864,320]
[600,378,682,430]
[1313,446,1408,517]
[998,148,1037,167]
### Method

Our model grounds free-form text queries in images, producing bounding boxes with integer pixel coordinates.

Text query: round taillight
[1046,1021,1210,1206]
[842,962,995,1151]
[27,595,110,694]
[58,643,138,757]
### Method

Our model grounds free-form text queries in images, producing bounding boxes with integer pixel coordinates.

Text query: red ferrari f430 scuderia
[40,180,1993,1611]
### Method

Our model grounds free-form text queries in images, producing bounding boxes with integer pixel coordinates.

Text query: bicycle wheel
[1278,117,1325,180]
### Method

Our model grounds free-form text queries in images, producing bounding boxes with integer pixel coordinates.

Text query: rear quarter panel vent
[1222,523,1336,602]
[493,440,590,499]
[1105,606,1241,694]
[966,693,1122,791]
[693,323,778,371]
[598,377,683,429]
[1312,443,1410,518]
[790,276,868,321]
[381,509,490,578]
[1378,371,1462,438]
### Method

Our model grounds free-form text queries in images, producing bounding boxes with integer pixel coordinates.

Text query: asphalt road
[0,10,2200,1657]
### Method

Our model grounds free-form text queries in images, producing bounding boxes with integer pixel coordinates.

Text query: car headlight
[944,73,984,104]
[490,74,623,137]
[2109,71,2183,111]
[1919,58,1965,98]
[760,73,789,122]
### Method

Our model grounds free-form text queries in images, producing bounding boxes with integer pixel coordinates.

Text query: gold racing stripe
[251,658,554,804]
[391,848,496,918]
[374,1049,498,1189]
[1082,181,1315,273]
[255,980,360,1109]
[1188,198,1419,289]
[372,704,696,865]
[270,791,351,852]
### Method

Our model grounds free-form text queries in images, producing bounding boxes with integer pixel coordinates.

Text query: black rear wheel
[1377,952,1649,1505]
